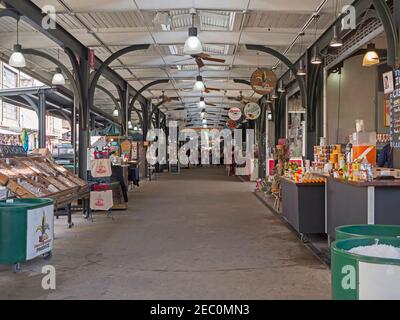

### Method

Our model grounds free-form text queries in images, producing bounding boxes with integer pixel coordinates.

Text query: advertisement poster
[26,204,54,260]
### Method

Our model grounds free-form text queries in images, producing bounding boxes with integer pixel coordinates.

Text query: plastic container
[336,224,400,241]
[0,198,54,272]
[331,237,400,300]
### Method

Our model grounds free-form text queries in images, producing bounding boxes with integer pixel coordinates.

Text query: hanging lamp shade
[52,67,65,85]
[112,108,119,117]
[330,25,343,47]
[362,43,380,67]
[183,27,203,55]
[9,44,26,68]
[199,96,206,108]
[193,75,205,92]
[297,60,307,76]
[311,47,323,65]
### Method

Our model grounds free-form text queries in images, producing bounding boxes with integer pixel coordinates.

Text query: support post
[38,91,46,148]
[72,94,78,174]
[77,54,90,180]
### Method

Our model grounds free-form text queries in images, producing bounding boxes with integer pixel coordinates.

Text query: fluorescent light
[183,27,203,55]
[9,44,26,68]
[52,67,65,85]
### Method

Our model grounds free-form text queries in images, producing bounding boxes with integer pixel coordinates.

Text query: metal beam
[128,79,170,118]
[88,44,150,110]
[2,0,148,106]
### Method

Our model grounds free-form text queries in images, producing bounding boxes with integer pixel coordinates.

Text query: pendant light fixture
[297,32,307,76]
[199,96,206,108]
[128,121,133,129]
[310,15,323,65]
[297,60,307,76]
[330,25,343,48]
[362,43,380,67]
[113,108,119,117]
[330,1,343,48]
[52,49,66,85]
[183,9,203,55]
[193,75,205,92]
[272,92,279,99]
[202,118,207,124]
[9,19,26,68]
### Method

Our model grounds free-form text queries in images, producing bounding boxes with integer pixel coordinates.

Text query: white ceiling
[0,0,353,127]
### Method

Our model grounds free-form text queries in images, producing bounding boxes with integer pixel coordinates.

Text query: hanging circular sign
[250,68,277,95]
[228,107,242,121]
[244,102,261,120]
[227,120,237,129]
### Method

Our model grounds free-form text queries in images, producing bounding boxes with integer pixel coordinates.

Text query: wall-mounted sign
[383,71,394,94]
[250,68,277,95]
[227,120,237,129]
[390,69,400,148]
[228,107,242,121]
[244,102,261,120]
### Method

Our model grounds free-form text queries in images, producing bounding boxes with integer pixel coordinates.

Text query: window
[2,103,18,120]
[2,67,17,88]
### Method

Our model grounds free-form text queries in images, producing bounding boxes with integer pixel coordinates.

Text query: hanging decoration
[228,107,242,121]
[244,102,261,120]
[227,120,237,129]
[250,68,277,95]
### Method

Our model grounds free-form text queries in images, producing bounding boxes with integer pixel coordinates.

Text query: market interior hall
[0,0,400,302]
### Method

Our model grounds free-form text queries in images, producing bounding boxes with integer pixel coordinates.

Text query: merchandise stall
[280,161,326,236]
[0,145,89,228]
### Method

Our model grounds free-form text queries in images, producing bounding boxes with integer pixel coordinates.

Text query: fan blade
[172,107,185,111]
[173,57,193,64]
[202,57,226,63]
[195,57,205,69]
[227,96,239,101]
[205,102,216,106]
[205,87,221,92]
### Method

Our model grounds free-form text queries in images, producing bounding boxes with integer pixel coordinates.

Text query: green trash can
[332,237,400,300]
[336,224,400,241]
[0,198,54,271]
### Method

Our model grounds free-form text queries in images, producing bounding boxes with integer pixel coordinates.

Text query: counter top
[280,176,325,186]
[318,174,400,187]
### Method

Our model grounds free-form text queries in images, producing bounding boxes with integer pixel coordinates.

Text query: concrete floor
[0,167,330,299]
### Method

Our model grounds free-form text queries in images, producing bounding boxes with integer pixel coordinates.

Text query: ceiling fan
[227,91,259,104]
[156,91,180,103]
[174,53,226,70]
[187,97,216,107]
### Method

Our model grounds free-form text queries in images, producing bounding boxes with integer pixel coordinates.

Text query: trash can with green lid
[331,237,400,300]
[0,198,54,271]
[336,224,400,241]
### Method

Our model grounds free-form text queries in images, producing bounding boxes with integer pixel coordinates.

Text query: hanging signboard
[0,145,26,158]
[244,102,261,120]
[390,69,400,148]
[228,107,242,121]
[250,68,277,95]
[26,204,54,260]
[227,120,237,129]
[131,142,138,160]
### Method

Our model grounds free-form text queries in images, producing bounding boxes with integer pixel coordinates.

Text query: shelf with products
[0,155,89,224]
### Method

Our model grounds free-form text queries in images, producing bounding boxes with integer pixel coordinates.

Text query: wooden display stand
[0,155,89,228]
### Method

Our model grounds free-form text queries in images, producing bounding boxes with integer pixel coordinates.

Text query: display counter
[280,177,325,235]
[325,176,400,240]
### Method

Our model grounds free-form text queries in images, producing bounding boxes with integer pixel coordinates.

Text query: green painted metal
[0,198,53,264]
[331,237,400,300]
[336,225,400,241]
